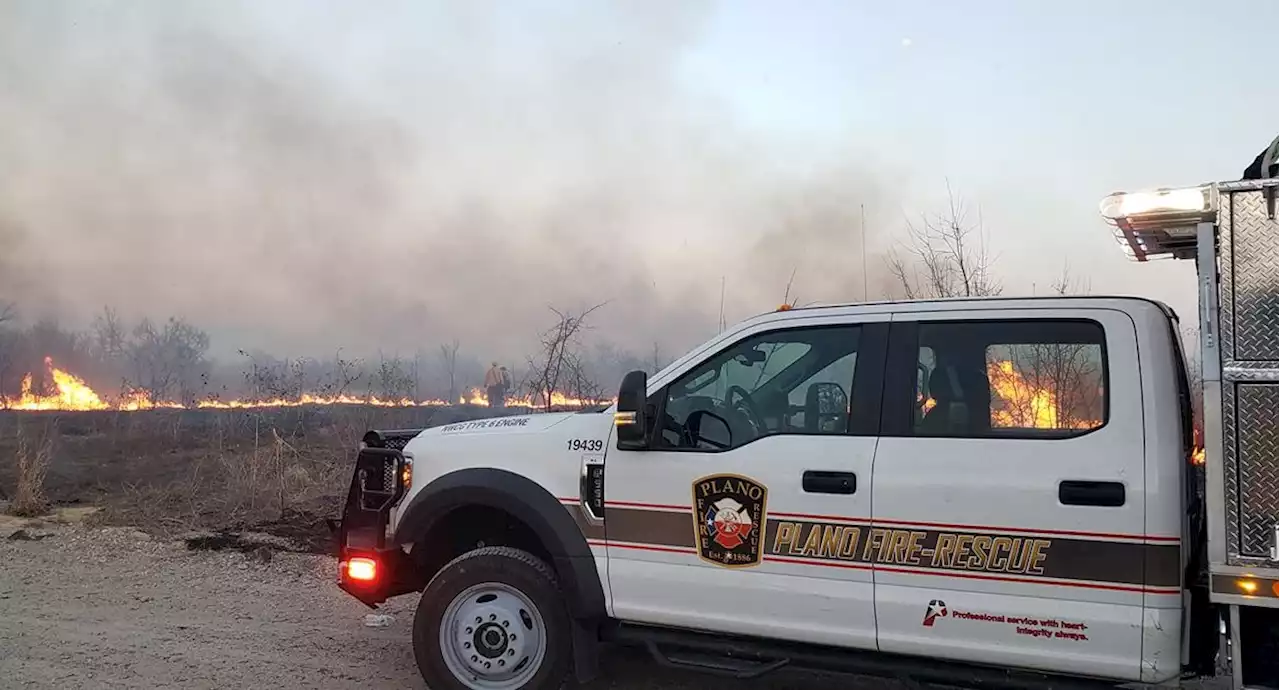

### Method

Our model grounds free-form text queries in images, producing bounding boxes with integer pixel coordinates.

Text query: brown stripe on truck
[562,500,1181,590]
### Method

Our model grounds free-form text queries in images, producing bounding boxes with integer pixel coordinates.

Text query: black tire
[413,546,574,690]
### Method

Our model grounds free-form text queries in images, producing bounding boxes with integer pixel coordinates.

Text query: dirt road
[0,522,902,690]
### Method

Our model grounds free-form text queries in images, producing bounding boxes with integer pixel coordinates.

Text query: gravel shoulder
[0,522,900,690]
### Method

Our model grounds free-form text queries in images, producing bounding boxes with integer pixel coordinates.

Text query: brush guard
[330,429,423,607]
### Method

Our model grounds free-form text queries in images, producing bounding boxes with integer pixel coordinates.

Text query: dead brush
[10,420,56,517]
[216,425,322,523]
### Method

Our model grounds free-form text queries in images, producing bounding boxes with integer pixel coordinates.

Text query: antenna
[860,204,869,301]
[718,276,726,331]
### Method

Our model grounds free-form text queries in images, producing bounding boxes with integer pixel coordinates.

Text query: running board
[607,623,1123,689]
[645,640,789,679]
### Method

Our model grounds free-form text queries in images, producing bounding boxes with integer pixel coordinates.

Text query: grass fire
[1,356,600,412]
[0,303,617,550]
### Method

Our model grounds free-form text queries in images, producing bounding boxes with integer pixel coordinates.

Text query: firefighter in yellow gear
[484,362,508,409]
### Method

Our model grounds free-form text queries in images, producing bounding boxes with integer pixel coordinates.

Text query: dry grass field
[0,404,507,549]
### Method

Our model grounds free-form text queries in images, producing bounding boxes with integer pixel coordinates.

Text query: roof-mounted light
[1095,184,1213,225]
[1099,184,1218,262]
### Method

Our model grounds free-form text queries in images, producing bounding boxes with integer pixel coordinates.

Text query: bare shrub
[1048,261,1091,297]
[525,303,607,411]
[373,353,414,401]
[887,182,1002,299]
[10,419,56,516]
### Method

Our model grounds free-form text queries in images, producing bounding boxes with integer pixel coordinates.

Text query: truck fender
[392,467,606,622]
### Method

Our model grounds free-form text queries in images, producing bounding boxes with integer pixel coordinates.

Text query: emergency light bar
[1099,184,1218,262]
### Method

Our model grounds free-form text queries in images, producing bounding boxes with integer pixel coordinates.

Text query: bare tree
[90,306,126,360]
[128,317,210,403]
[374,352,414,401]
[888,182,1002,299]
[983,261,1101,431]
[439,339,460,402]
[562,350,606,403]
[0,301,15,402]
[1049,261,1092,296]
[526,303,607,412]
[411,348,423,401]
[322,349,362,399]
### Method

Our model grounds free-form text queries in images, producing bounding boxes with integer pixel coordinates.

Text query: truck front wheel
[413,546,573,690]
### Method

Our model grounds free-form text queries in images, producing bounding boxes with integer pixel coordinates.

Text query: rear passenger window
[913,320,1107,438]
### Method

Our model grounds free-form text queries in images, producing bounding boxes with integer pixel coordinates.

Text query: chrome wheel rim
[438,582,547,689]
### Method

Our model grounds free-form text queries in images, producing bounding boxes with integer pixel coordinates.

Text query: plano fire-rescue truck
[333,170,1278,689]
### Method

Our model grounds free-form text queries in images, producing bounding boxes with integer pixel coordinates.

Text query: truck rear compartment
[1207,181,1278,569]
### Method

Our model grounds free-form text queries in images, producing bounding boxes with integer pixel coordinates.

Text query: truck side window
[912,320,1107,438]
[659,325,860,450]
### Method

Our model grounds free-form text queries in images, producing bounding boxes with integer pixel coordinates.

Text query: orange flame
[1191,428,1206,465]
[5,357,110,411]
[988,360,1058,428]
[460,387,605,409]
[0,358,608,412]
[986,359,1099,430]
[916,361,1095,432]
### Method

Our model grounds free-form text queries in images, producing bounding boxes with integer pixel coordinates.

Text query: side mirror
[805,381,849,433]
[615,370,651,450]
[809,381,849,417]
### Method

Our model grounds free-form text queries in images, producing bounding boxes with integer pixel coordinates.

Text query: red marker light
[346,557,378,582]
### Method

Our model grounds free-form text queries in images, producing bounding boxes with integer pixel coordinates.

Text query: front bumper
[331,442,417,607]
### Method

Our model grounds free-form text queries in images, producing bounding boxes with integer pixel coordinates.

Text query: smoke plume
[0,1,898,362]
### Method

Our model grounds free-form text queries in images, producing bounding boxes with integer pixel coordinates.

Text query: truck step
[644,640,789,679]
[607,623,1122,689]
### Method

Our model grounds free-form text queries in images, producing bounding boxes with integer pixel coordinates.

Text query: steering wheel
[724,385,766,431]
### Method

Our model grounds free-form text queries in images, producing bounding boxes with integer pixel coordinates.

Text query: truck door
[603,315,889,650]
[870,308,1169,682]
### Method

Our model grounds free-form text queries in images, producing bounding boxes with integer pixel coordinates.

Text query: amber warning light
[614,411,637,427]
[345,557,378,582]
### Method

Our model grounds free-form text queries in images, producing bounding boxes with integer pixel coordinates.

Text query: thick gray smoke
[0,1,898,362]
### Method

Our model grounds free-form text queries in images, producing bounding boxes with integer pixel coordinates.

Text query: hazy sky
[1,1,1275,362]
[682,0,1278,309]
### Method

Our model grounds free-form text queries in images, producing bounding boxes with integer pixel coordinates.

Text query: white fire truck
[334,166,1278,689]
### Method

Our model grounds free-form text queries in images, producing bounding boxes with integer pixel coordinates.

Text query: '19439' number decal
[568,438,604,452]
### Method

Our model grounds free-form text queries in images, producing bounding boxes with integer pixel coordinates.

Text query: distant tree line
[0,302,662,407]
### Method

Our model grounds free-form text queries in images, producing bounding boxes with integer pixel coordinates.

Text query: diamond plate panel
[1217,190,1236,362]
[1229,383,1279,561]
[1217,185,1279,565]
[1220,189,1279,362]
[1223,365,1280,382]
[1223,382,1243,562]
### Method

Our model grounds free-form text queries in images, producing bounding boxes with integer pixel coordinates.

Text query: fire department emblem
[922,599,948,627]
[692,473,768,568]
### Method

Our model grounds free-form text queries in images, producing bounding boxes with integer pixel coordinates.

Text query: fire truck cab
[333,176,1278,689]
